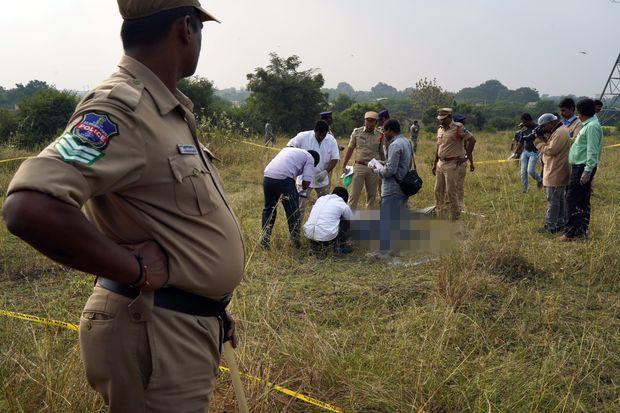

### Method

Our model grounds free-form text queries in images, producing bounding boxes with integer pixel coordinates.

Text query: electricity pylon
[598,52,620,125]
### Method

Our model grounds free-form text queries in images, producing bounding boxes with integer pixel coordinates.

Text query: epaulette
[106,79,145,112]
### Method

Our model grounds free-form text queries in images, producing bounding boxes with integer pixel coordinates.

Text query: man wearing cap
[561,99,604,241]
[287,120,339,217]
[341,111,384,209]
[534,114,571,233]
[432,108,476,220]
[3,2,242,412]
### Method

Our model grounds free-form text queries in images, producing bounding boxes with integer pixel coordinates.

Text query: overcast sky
[1,0,619,96]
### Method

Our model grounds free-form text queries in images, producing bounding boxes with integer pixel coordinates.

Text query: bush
[487,116,515,131]
[0,108,19,143]
[16,89,78,148]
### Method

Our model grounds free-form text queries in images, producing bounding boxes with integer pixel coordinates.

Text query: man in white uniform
[287,120,339,217]
[303,187,353,254]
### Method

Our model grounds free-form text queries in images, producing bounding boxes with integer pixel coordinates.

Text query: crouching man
[303,187,353,255]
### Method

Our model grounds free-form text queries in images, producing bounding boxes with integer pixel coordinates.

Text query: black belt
[96,277,229,317]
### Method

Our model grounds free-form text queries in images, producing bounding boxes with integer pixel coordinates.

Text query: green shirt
[568,116,603,172]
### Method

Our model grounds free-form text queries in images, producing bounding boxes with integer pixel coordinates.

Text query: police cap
[117,0,219,22]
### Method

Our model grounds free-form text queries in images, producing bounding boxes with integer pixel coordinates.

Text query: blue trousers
[520,150,542,191]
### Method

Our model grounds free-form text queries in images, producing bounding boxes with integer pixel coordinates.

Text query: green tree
[16,89,78,148]
[246,53,327,134]
[410,78,454,120]
[332,94,356,113]
[178,76,231,116]
[332,102,380,137]
[0,108,19,142]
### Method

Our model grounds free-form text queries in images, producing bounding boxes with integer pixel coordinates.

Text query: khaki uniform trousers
[435,160,467,220]
[299,185,330,218]
[348,164,381,210]
[79,285,222,413]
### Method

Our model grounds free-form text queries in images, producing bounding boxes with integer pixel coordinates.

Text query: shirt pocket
[168,154,218,216]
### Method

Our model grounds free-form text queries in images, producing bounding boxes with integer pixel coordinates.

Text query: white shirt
[264,147,314,183]
[303,194,353,242]
[287,130,339,188]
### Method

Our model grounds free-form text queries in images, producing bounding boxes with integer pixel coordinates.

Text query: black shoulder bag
[395,140,423,197]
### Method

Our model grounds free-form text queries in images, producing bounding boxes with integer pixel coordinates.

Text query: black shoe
[260,239,270,250]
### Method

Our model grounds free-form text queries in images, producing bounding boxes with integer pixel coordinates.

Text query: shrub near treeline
[0,86,79,149]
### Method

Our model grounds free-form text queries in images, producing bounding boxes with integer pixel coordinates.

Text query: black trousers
[565,164,596,238]
[310,218,350,252]
[261,177,300,246]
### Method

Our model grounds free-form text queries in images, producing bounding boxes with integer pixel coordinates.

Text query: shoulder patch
[107,80,144,111]
[56,132,104,165]
[72,112,119,150]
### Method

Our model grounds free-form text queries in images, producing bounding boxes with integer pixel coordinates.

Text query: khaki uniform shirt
[7,55,245,299]
[436,121,475,159]
[348,127,382,162]
[534,125,571,187]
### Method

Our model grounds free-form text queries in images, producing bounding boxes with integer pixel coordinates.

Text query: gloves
[314,170,328,182]
[580,171,592,185]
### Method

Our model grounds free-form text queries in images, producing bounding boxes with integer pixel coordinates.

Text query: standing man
[378,108,390,156]
[594,99,604,115]
[262,147,319,249]
[561,99,604,241]
[432,108,476,220]
[287,120,339,217]
[264,121,275,146]
[409,120,420,154]
[341,111,384,209]
[559,98,582,139]
[534,114,571,233]
[3,2,243,412]
[320,111,345,187]
[516,113,543,193]
[371,119,413,253]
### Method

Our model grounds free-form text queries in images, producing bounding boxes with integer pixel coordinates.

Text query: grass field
[1,128,619,412]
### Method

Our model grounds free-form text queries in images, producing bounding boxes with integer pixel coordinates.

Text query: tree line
[0,53,616,149]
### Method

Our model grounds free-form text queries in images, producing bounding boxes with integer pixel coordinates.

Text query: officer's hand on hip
[125,240,169,291]
[222,310,238,348]
[431,163,437,176]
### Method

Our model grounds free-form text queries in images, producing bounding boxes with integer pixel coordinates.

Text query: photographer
[534,114,571,233]
[514,113,543,193]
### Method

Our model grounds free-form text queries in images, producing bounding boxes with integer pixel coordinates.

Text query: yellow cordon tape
[227,137,280,151]
[0,309,343,413]
[0,156,30,164]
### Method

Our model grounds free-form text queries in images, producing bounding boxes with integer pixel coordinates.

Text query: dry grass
[1,129,619,412]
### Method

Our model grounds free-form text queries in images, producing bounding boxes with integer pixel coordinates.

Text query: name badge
[177,144,198,155]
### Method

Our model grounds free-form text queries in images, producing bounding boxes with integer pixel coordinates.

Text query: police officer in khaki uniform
[432,108,476,220]
[3,2,243,412]
[341,111,384,209]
